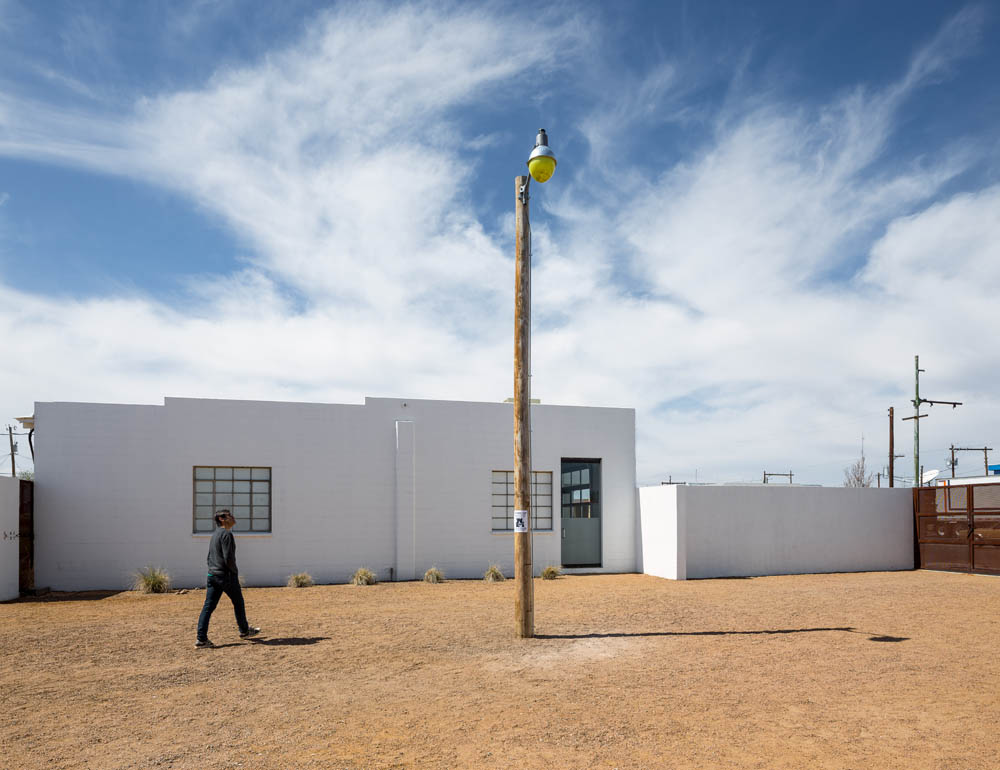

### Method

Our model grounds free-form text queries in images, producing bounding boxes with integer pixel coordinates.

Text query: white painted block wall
[640,484,914,579]
[33,396,638,590]
[637,484,683,580]
[0,476,19,601]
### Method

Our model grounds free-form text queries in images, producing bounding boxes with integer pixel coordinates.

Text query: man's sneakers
[195,627,259,647]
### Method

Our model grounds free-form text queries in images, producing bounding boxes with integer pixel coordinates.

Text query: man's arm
[221,530,238,574]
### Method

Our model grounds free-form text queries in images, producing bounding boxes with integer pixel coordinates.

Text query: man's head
[214,509,234,529]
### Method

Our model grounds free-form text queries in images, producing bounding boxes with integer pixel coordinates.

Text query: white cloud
[0,4,996,485]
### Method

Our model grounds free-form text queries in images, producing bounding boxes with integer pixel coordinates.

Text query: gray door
[561,459,602,567]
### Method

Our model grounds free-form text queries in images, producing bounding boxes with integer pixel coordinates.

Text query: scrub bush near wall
[287,572,314,588]
[132,566,171,593]
[483,564,505,582]
[351,567,377,586]
[423,566,445,583]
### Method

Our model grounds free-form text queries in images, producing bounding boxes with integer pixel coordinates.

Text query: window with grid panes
[193,466,271,533]
[491,470,552,531]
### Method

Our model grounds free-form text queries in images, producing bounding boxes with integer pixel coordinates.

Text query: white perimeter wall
[0,476,19,600]
[640,484,914,579]
[33,396,637,590]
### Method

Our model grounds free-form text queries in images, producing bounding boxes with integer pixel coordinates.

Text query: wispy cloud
[0,3,996,484]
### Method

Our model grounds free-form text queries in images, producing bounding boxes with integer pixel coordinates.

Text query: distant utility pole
[952,446,994,477]
[904,356,961,488]
[888,408,894,488]
[6,426,14,477]
[887,407,905,488]
[763,471,793,484]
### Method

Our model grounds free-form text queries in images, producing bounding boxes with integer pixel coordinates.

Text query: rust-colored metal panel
[18,479,34,593]
[973,485,1000,511]
[973,513,1000,544]
[972,545,1000,574]
[917,514,968,540]
[919,543,971,571]
[917,488,938,513]
[916,482,1000,574]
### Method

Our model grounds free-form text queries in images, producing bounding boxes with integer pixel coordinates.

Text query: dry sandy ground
[2,570,999,769]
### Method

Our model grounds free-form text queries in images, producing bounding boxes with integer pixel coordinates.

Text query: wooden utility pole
[909,356,961,487]
[953,446,994,477]
[950,444,956,478]
[914,357,921,488]
[7,426,14,477]
[888,408,895,488]
[513,175,534,639]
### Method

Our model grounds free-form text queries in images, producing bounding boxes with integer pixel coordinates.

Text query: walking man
[196,509,260,648]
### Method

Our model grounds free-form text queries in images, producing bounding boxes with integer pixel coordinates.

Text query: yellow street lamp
[527,128,557,183]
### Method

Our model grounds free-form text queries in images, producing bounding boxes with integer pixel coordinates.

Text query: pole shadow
[535,627,909,642]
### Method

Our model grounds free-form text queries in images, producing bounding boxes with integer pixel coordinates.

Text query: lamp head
[527,128,556,183]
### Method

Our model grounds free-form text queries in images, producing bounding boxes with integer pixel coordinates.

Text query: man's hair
[214,509,231,526]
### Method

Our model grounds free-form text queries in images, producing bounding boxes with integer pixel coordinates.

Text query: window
[193,466,271,533]
[491,470,552,531]
[561,461,601,519]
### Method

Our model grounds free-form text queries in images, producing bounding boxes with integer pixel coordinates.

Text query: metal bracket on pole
[518,176,530,204]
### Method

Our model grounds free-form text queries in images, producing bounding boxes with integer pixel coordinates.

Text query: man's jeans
[197,573,249,641]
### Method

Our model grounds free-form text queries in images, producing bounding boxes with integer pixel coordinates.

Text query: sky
[1,0,998,486]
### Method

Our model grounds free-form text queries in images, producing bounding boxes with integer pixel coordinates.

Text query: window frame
[192,465,272,534]
[491,470,553,532]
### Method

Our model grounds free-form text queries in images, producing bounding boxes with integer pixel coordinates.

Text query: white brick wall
[640,484,914,579]
[0,476,18,600]
[33,396,638,590]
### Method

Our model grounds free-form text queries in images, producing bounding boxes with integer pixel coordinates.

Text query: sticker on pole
[514,510,529,532]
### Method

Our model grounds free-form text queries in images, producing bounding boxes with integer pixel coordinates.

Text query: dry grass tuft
[483,564,506,583]
[131,566,171,594]
[351,567,378,586]
[541,565,562,580]
[287,572,314,588]
[423,566,445,583]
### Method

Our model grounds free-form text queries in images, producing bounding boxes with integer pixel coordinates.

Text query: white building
[30,396,637,590]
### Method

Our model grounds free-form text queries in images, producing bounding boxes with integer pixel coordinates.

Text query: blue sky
[1,0,998,485]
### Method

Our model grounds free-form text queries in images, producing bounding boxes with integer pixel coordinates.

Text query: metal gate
[19,479,33,593]
[915,483,1000,575]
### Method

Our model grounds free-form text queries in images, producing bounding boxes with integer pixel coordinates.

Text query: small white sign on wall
[514,510,528,532]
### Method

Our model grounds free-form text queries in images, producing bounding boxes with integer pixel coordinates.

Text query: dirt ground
[2,570,999,770]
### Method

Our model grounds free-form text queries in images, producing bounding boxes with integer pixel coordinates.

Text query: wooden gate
[915,483,1000,575]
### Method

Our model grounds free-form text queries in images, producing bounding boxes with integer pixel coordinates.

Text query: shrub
[483,564,506,583]
[287,572,314,588]
[132,565,171,594]
[350,567,377,586]
[541,565,562,580]
[423,566,445,583]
